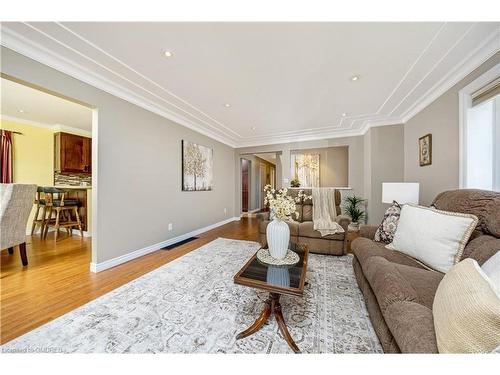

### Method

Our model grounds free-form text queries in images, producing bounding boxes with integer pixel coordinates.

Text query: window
[460,68,500,192]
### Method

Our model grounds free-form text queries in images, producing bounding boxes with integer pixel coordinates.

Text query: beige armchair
[1,183,37,266]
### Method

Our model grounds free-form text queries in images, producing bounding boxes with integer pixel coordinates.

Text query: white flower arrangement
[263,185,312,221]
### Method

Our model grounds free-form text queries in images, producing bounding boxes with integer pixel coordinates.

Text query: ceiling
[0,77,92,132]
[1,22,499,147]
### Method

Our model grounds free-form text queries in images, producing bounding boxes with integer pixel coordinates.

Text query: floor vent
[161,237,199,250]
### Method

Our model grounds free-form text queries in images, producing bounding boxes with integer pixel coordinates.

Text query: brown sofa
[352,189,500,353]
[256,188,351,255]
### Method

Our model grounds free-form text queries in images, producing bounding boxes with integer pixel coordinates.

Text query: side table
[346,229,360,254]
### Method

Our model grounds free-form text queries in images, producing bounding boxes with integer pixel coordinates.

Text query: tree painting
[182,140,213,191]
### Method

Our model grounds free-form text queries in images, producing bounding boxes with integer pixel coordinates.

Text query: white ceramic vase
[266,218,290,259]
[266,266,290,287]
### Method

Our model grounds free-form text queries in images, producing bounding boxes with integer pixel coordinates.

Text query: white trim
[2,24,499,147]
[458,62,500,188]
[89,217,240,273]
[402,27,500,123]
[1,26,239,148]
[0,114,92,137]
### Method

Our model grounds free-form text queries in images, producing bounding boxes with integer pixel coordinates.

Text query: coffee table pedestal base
[236,292,300,353]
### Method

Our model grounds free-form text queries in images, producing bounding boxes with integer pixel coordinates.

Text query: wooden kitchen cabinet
[54,132,92,174]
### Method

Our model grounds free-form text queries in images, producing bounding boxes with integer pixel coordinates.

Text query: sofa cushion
[298,221,344,240]
[432,189,500,238]
[392,263,443,309]
[461,235,500,265]
[302,204,313,222]
[361,256,440,353]
[353,257,401,353]
[383,301,438,353]
[361,256,419,313]
[352,237,427,269]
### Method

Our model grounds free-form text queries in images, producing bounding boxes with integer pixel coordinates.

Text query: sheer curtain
[1,130,13,183]
[291,154,320,187]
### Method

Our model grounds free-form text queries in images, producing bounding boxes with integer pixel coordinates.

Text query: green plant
[290,178,301,188]
[344,195,366,223]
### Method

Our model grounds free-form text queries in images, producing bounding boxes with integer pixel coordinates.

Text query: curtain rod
[1,130,24,135]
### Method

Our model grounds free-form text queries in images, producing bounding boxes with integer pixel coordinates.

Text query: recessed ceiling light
[164,50,174,58]
[350,75,360,81]
[251,126,256,130]
[342,113,347,117]
[18,109,26,113]
[224,103,231,108]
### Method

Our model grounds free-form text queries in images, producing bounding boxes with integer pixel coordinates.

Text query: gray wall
[236,135,366,217]
[1,47,237,265]
[290,146,348,187]
[236,126,405,225]
[404,51,500,205]
[367,125,405,224]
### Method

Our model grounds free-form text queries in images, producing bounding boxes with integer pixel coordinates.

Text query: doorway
[240,152,277,215]
[0,75,96,270]
[241,159,250,212]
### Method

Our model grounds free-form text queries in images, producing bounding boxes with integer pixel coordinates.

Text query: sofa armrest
[256,211,270,222]
[359,225,378,240]
[384,301,439,353]
[335,215,351,232]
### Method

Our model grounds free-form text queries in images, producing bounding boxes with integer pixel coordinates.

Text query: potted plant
[290,178,301,188]
[344,195,366,231]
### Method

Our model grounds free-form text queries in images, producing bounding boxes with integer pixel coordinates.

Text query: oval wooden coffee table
[233,242,309,353]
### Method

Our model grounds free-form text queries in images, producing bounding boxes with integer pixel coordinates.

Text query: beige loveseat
[256,188,351,255]
[352,189,500,353]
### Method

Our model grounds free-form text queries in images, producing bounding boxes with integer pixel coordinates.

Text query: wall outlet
[168,223,173,231]
[224,208,227,215]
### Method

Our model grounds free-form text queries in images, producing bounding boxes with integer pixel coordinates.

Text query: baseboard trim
[89,216,240,273]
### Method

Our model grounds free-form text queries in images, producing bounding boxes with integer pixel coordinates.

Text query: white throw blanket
[312,188,345,237]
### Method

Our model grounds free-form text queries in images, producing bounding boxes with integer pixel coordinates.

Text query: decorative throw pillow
[433,259,500,353]
[386,204,478,273]
[482,251,500,291]
[374,201,401,243]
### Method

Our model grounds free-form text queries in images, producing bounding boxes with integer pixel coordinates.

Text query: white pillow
[433,258,500,353]
[386,204,478,273]
[481,251,500,294]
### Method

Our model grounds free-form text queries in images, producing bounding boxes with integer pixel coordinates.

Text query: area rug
[1,238,382,353]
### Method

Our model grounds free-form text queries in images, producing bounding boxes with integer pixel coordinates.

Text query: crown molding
[2,24,498,149]
[1,114,93,136]
[0,26,239,148]
[401,27,500,123]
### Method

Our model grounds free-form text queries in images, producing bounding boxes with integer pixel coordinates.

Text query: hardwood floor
[0,217,259,344]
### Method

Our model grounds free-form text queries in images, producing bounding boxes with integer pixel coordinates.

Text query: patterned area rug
[1,238,382,353]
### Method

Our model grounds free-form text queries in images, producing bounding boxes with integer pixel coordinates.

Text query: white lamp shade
[382,183,420,205]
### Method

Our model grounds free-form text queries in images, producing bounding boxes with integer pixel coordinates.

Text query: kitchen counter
[54,185,92,190]
[51,186,92,235]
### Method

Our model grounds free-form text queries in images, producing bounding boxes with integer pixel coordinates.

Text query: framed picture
[182,140,213,191]
[419,134,432,166]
